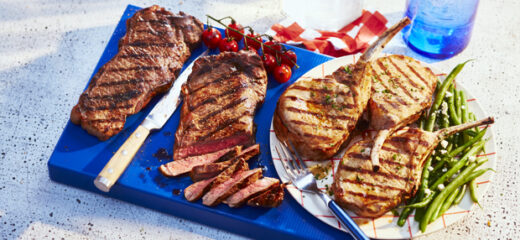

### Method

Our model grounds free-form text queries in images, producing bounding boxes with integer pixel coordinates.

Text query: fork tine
[279,141,302,176]
[282,140,306,175]
[287,140,309,173]
[275,145,297,180]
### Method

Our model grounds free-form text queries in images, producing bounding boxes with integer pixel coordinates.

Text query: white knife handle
[94,125,150,192]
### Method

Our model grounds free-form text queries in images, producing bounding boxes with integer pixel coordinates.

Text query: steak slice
[190,144,260,181]
[202,168,263,206]
[333,118,493,217]
[184,159,248,202]
[226,177,280,208]
[173,50,267,159]
[159,146,240,177]
[368,55,437,170]
[273,18,410,161]
[247,182,285,208]
[70,5,203,140]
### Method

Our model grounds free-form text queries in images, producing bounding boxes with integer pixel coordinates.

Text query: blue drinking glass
[402,0,479,59]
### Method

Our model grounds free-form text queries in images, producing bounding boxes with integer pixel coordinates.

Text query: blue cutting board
[48,5,349,240]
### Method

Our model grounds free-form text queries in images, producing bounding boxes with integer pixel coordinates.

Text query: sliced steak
[226,177,279,208]
[202,168,262,206]
[368,55,438,170]
[247,182,285,208]
[274,18,410,160]
[190,144,260,182]
[333,118,493,217]
[159,146,240,177]
[70,5,203,140]
[184,159,248,202]
[173,50,267,159]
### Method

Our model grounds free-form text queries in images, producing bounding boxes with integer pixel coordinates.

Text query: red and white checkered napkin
[267,10,388,57]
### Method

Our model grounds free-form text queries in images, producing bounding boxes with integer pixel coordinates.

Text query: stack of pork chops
[160,51,284,208]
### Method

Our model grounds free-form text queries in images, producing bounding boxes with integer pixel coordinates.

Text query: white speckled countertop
[1,0,519,239]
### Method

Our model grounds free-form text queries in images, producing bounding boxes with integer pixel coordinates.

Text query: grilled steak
[226,177,279,208]
[247,182,285,208]
[159,146,240,177]
[190,144,260,182]
[174,51,267,159]
[70,6,203,140]
[333,117,493,217]
[368,55,438,171]
[202,168,262,206]
[274,18,410,161]
[184,159,248,202]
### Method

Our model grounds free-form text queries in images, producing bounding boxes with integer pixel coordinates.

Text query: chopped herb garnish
[310,92,315,97]
[356,174,364,182]
[361,148,365,153]
[392,154,397,160]
[323,85,329,90]
[325,95,332,104]
[344,65,352,74]
[382,89,391,94]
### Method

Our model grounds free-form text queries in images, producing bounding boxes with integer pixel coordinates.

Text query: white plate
[269,55,496,239]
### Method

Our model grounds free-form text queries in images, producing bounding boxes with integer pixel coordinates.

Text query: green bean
[424,61,471,131]
[406,192,435,208]
[467,167,494,180]
[447,93,461,125]
[397,194,418,227]
[469,112,479,133]
[469,178,480,208]
[430,141,485,191]
[435,187,461,220]
[453,184,467,205]
[420,160,482,232]
[455,89,462,118]
[448,129,487,157]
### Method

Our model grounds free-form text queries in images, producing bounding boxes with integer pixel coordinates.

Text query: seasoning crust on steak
[71,5,203,140]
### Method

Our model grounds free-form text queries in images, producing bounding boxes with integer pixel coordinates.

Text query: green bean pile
[396,61,494,232]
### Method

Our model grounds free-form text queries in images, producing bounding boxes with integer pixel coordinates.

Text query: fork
[275,140,369,240]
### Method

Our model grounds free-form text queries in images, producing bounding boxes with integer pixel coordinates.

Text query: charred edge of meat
[246,182,285,208]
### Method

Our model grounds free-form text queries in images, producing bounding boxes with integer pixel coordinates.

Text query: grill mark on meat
[290,85,351,97]
[118,54,172,59]
[86,89,141,102]
[341,179,405,192]
[377,60,415,101]
[381,146,420,157]
[342,190,392,201]
[88,118,125,123]
[124,42,177,48]
[285,96,355,110]
[388,57,420,90]
[399,56,431,88]
[97,78,147,87]
[197,98,247,124]
[389,136,429,147]
[302,132,332,141]
[133,29,172,37]
[339,165,411,182]
[370,68,407,108]
[288,119,346,131]
[82,104,134,111]
[286,107,353,121]
[134,19,169,25]
[197,113,253,142]
[346,152,413,168]
[188,84,247,111]
[105,66,165,73]
[189,71,242,94]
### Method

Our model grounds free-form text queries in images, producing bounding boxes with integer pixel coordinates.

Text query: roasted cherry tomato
[242,45,258,53]
[227,20,244,41]
[263,40,282,55]
[219,37,239,52]
[202,27,222,49]
[262,53,276,73]
[245,32,262,50]
[282,50,297,68]
[273,64,292,83]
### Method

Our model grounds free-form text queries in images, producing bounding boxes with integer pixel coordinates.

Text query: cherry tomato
[245,33,262,50]
[273,64,292,83]
[219,37,239,52]
[242,45,258,53]
[262,53,277,73]
[282,50,297,68]
[264,41,282,55]
[202,27,222,49]
[227,21,244,41]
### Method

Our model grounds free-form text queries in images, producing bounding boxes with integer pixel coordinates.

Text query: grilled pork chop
[202,168,262,206]
[333,117,494,218]
[174,50,267,160]
[71,6,203,140]
[274,18,411,161]
[369,55,438,171]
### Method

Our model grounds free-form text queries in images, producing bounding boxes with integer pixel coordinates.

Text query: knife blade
[93,50,209,192]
